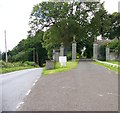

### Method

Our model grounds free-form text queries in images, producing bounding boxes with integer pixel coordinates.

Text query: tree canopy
[3,1,119,64]
[3,31,47,66]
[28,1,113,58]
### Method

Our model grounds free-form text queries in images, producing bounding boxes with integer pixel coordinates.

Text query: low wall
[109,52,118,60]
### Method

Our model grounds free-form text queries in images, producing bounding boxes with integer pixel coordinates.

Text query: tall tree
[109,12,120,40]
[29,1,110,58]
[7,30,47,66]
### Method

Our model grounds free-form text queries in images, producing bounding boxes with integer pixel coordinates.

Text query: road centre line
[16,102,24,109]
[26,90,31,96]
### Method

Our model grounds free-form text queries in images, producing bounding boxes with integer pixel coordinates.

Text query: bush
[66,51,80,60]
[0,61,14,68]
[98,44,106,61]
[23,61,37,67]
[0,60,38,68]
[76,53,80,59]
[66,51,72,60]
[109,39,119,54]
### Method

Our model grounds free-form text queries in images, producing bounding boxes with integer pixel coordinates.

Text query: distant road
[0,68,42,112]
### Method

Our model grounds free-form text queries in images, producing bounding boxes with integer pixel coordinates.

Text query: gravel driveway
[18,61,118,111]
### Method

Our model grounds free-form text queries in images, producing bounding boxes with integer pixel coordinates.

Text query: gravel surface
[18,61,118,111]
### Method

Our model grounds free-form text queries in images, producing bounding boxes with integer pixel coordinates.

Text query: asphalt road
[0,68,42,112]
[18,61,118,111]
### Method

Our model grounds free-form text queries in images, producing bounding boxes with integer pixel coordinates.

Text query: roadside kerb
[95,60,119,68]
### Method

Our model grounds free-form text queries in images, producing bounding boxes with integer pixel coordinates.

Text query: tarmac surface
[18,61,118,111]
[1,68,42,111]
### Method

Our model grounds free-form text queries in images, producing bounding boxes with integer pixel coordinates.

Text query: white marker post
[59,56,67,67]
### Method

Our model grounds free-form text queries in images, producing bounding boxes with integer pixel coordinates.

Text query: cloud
[0,0,42,52]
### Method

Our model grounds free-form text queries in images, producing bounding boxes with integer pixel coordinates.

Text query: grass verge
[94,61,119,74]
[42,61,78,76]
[0,60,39,74]
[1,66,36,74]
[106,60,120,65]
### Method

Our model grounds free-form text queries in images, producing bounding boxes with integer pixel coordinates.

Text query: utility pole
[118,1,120,13]
[5,30,8,62]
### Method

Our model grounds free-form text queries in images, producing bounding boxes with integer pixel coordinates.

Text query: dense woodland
[2,1,120,66]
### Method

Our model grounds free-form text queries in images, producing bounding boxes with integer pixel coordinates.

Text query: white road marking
[98,94,103,96]
[16,102,24,109]
[32,83,36,86]
[16,76,40,110]
[107,93,119,96]
[35,79,38,83]
[107,92,113,95]
[26,90,31,96]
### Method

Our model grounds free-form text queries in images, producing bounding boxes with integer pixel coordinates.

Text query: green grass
[42,61,78,76]
[0,60,39,74]
[1,66,36,74]
[106,60,120,65]
[94,61,119,74]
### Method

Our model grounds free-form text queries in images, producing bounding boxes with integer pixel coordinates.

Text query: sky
[0,0,120,52]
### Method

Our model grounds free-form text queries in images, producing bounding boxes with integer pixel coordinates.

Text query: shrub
[23,61,37,67]
[1,60,38,68]
[66,51,72,60]
[98,44,106,61]
[0,61,14,68]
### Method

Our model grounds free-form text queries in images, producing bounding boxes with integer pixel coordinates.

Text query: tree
[90,3,111,40]
[7,30,47,66]
[29,1,111,59]
[109,39,120,59]
[29,2,70,35]
[109,12,120,40]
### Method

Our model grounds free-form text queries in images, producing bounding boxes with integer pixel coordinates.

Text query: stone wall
[109,52,118,60]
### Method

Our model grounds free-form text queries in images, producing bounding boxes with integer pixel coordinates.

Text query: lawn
[94,61,119,74]
[0,61,39,74]
[1,66,36,74]
[106,60,120,65]
[42,61,78,76]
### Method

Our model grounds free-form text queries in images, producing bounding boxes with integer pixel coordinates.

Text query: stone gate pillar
[53,49,59,61]
[93,42,98,60]
[106,45,110,61]
[60,42,64,56]
[72,36,76,61]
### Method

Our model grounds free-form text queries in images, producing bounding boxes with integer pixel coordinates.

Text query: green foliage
[106,61,119,64]
[108,12,120,39]
[29,1,110,58]
[66,51,80,60]
[4,1,119,64]
[108,39,120,59]
[91,8,111,39]
[23,61,37,67]
[1,60,38,68]
[66,51,72,60]
[109,39,119,52]
[3,30,48,66]
[98,44,106,61]
[1,60,39,73]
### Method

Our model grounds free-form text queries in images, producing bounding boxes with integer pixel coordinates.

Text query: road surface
[0,68,42,112]
[18,61,118,111]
